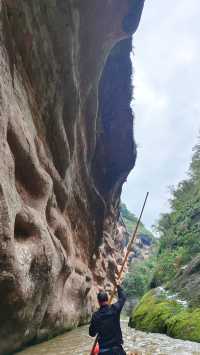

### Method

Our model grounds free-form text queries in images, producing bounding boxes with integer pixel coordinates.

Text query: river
[16,321,200,355]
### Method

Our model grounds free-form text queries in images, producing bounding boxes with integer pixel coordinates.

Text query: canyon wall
[0,0,144,353]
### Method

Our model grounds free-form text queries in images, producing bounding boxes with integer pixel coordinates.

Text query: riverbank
[16,321,200,355]
[129,288,200,344]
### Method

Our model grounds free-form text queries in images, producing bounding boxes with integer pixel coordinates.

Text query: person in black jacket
[89,283,127,355]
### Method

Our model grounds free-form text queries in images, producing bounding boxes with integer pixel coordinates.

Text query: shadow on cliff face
[91,1,144,202]
[0,0,145,353]
[92,38,136,199]
[123,0,145,34]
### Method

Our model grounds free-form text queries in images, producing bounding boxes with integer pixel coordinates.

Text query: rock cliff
[0,0,144,353]
[171,255,200,307]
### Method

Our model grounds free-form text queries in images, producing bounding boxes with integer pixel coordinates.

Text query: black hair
[97,291,108,303]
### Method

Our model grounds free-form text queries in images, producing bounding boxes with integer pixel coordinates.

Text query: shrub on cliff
[152,137,200,287]
[123,256,157,298]
[120,203,157,300]
[120,202,154,238]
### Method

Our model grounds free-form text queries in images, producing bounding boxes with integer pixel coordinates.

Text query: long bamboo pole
[89,192,149,355]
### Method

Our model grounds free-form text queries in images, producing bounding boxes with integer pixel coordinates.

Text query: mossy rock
[129,289,182,333]
[129,288,200,342]
[167,309,200,342]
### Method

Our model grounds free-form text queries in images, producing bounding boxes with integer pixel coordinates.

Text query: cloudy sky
[122,0,200,231]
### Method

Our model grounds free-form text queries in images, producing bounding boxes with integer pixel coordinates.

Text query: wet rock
[129,288,200,343]
[171,254,200,307]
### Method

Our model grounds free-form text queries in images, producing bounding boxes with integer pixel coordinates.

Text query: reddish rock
[0,0,144,353]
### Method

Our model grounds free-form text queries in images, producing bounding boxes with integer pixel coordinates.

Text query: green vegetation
[167,308,200,342]
[130,290,182,333]
[126,137,200,343]
[120,202,154,238]
[129,289,200,342]
[152,137,200,287]
[123,256,157,298]
[120,202,157,300]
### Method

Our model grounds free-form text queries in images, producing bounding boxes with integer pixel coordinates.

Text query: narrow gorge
[0,1,145,353]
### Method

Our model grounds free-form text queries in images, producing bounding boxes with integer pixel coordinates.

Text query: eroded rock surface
[0,0,144,353]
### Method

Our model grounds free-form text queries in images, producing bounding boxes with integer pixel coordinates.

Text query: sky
[122,0,200,231]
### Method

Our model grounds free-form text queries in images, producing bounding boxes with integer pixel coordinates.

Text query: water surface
[17,321,200,355]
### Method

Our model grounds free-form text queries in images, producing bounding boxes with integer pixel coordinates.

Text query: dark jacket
[89,286,126,349]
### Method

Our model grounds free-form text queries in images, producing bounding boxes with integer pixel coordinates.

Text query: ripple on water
[16,321,200,355]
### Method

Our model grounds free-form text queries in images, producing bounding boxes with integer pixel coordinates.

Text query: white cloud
[174,43,197,65]
[122,0,200,231]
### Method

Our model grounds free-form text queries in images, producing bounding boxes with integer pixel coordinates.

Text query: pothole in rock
[14,213,40,242]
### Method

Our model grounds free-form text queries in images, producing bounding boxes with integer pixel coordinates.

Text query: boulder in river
[129,287,200,343]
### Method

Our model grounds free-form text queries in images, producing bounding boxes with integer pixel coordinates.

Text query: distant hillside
[120,202,157,304]
[120,202,154,240]
[152,138,200,287]
[129,139,200,343]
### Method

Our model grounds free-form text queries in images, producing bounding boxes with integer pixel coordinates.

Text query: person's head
[97,291,108,306]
